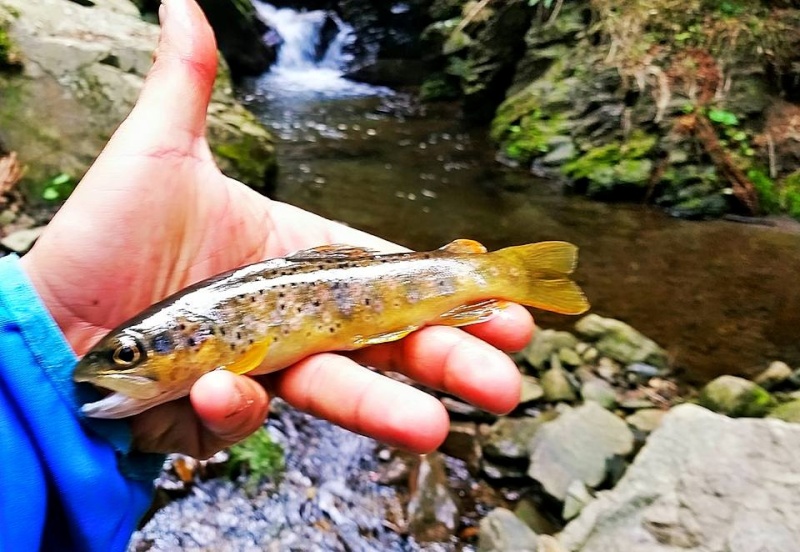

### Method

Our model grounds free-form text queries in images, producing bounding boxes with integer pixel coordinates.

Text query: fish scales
[74,240,589,418]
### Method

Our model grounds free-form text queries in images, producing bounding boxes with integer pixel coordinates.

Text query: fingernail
[160,0,192,29]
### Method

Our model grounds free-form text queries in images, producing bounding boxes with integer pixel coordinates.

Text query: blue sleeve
[0,255,162,552]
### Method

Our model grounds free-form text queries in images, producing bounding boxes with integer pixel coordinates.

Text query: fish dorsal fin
[286,244,380,261]
[440,239,487,255]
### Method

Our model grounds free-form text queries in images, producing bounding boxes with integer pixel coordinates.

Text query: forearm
[0,254,157,551]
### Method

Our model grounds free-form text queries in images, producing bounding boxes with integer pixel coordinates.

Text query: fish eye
[112,339,142,367]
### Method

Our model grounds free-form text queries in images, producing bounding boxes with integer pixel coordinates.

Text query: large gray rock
[478,507,538,552]
[560,404,800,552]
[528,402,634,501]
[0,0,275,188]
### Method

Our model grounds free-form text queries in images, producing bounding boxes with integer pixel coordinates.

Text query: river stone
[483,416,548,461]
[541,357,577,403]
[478,508,538,552]
[768,399,800,423]
[0,0,275,189]
[575,315,667,368]
[558,347,582,367]
[0,226,43,253]
[523,329,579,370]
[528,402,634,501]
[520,375,544,404]
[559,404,800,552]
[580,378,617,410]
[407,452,459,543]
[440,421,481,473]
[698,375,775,418]
[754,361,793,390]
[625,409,666,433]
[562,480,593,521]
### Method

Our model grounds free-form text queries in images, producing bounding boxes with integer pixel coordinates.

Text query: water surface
[240,78,800,384]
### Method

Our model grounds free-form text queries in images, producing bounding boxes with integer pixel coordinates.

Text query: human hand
[20,0,531,459]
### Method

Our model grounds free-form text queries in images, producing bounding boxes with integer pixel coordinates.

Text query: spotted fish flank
[74,239,590,418]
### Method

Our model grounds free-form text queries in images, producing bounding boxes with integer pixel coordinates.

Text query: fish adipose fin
[287,244,381,261]
[433,299,509,327]
[226,339,270,375]
[440,239,487,255]
[492,241,590,315]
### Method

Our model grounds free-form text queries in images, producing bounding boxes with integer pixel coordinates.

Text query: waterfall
[252,1,384,95]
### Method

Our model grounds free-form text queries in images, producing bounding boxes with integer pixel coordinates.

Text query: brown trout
[74,239,589,418]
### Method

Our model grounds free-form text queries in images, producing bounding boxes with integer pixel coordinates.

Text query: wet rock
[699,375,775,418]
[0,0,275,189]
[481,458,530,482]
[483,414,553,462]
[558,347,582,368]
[442,397,498,423]
[754,361,793,390]
[624,362,663,384]
[575,314,668,368]
[768,399,800,423]
[528,402,634,501]
[541,356,577,403]
[580,378,617,410]
[520,375,545,404]
[625,408,666,433]
[522,329,579,370]
[560,404,800,552]
[595,357,621,381]
[0,226,44,253]
[514,498,561,535]
[440,421,481,473]
[478,507,538,552]
[537,535,569,552]
[407,452,460,543]
[562,480,593,521]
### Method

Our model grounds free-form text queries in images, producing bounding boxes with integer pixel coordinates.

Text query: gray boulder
[699,375,775,418]
[0,0,275,188]
[560,404,800,552]
[528,402,634,501]
[478,507,538,552]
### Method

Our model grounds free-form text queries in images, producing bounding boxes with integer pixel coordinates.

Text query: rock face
[0,0,275,189]
[528,402,634,501]
[560,404,800,552]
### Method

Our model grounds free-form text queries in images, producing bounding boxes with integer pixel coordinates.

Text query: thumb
[191,371,270,445]
[108,0,218,154]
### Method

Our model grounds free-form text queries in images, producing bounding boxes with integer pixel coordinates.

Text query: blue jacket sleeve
[0,255,161,552]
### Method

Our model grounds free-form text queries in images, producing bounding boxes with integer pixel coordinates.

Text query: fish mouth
[74,363,161,400]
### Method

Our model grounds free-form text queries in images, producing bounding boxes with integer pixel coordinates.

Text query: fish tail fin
[489,241,590,315]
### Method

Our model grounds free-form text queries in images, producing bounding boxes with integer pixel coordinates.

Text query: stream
[241,2,800,384]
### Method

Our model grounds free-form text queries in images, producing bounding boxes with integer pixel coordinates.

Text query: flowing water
[245,2,800,384]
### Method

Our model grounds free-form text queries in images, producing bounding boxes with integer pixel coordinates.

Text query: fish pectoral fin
[287,244,381,261]
[225,339,271,375]
[439,239,487,255]
[433,299,509,327]
[353,326,420,347]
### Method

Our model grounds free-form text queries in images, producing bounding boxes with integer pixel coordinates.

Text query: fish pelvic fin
[490,241,590,315]
[225,338,271,375]
[433,299,510,327]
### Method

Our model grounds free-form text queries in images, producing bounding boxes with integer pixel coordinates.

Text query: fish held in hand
[74,239,589,418]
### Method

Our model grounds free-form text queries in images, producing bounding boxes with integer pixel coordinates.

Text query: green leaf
[42,187,59,201]
[708,109,739,127]
[50,173,72,186]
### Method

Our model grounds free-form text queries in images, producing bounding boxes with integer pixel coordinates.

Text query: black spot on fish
[423,253,432,259]
[220,328,226,336]
[248,339,254,345]
[187,337,196,348]
[178,323,186,331]
[329,327,335,333]
[279,292,286,298]
[364,298,371,306]
[251,296,257,303]
[312,300,321,307]
[236,331,242,340]
[230,344,236,351]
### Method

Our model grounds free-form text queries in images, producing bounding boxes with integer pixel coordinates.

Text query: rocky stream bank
[130,314,800,551]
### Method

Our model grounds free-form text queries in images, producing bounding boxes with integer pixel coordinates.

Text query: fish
[74,239,589,419]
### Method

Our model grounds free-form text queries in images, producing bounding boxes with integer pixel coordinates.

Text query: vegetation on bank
[421,0,800,220]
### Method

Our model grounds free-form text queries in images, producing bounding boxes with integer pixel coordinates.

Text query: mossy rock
[420,72,461,102]
[780,170,800,220]
[698,376,776,418]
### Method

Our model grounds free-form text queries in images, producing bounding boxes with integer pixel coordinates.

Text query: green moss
[420,73,461,102]
[747,169,779,214]
[780,170,800,220]
[0,26,13,67]
[227,428,285,487]
[212,133,275,189]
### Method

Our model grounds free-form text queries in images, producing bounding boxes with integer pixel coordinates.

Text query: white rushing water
[253,1,387,96]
